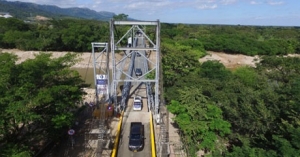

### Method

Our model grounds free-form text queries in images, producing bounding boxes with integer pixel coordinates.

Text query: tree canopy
[1,17,300,55]
[163,54,300,156]
[0,52,88,156]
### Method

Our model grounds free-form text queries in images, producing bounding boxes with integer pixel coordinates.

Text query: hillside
[0,0,115,21]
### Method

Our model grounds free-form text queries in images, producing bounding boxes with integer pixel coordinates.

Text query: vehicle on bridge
[135,68,142,76]
[128,122,144,152]
[133,96,143,111]
[136,30,142,37]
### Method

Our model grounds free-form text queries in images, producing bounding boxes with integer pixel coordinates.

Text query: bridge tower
[109,20,161,116]
[91,42,110,102]
[85,42,111,157]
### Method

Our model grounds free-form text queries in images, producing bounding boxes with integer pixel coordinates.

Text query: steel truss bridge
[87,20,171,157]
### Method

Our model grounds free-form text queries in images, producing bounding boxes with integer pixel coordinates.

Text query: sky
[6,0,300,26]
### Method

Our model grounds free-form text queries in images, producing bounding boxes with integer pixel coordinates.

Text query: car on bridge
[133,96,143,111]
[128,122,144,152]
[136,31,142,37]
[135,68,142,76]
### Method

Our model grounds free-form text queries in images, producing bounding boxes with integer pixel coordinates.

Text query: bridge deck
[117,84,152,157]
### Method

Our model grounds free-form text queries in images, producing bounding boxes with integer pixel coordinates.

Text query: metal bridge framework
[85,42,111,157]
[109,20,161,116]
[89,20,172,157]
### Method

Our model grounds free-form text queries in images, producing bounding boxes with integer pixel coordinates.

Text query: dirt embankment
[2,49,259,69]
[1,49,158,70]
[1,49,101,68]
[199,51,260,69]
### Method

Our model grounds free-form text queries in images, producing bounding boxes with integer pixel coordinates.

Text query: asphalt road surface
[117,97,151,157]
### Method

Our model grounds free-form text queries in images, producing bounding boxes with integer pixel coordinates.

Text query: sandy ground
[199,51,259,69]
[1,49,259,69]
[0,49,105,69]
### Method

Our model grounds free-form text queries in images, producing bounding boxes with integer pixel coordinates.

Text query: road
[117,36,152,156]
[117,96,151,157]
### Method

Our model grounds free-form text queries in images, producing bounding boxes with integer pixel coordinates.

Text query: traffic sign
[89,101,95,108]
[68,129,75,135]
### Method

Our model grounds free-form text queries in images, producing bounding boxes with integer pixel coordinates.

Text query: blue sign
[97,79,107,85]
[96,75,108,94]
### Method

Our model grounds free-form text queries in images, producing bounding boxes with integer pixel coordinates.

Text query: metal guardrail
[111,111,124,157]
[150,112,157,157]
[120,38,138,111]
[145,56,153,111]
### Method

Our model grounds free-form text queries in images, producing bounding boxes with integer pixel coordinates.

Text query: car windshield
[131,134,141,140]
[134,102,141,107]
[134,97,141,100]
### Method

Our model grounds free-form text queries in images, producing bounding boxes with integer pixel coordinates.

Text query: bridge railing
[120,37,139,111]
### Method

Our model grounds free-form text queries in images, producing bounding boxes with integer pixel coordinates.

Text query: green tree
[199,60,231,80]
[113,13,128,20]
[0,52,88,156]
[162,41,202,87]
[233,67,260,87]
[167,87,231,156]
[224,145,277,157]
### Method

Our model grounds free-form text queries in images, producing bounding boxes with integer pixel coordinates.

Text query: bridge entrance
[109,20,161,116]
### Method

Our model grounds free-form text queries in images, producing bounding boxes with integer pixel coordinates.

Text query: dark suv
[135,68,142,76]
[128,122,144,152]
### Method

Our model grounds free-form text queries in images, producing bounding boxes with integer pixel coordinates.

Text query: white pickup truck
[133,96,143,111]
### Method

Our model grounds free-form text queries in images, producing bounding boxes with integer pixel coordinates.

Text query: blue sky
[6,0,300,26]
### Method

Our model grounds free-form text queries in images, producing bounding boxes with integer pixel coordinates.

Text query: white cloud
[221,0,238,5]
[250,1,261,5]
[196,4,218,9]
[267,0,284,5]
[124,1,171,9]
[191,0,218,10]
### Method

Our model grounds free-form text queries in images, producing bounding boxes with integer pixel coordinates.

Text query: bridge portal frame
[91,42,110,102]
[109,20,161,116]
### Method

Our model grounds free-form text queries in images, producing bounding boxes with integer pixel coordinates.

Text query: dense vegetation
[0,52,89,156]
[164,56,300,156]
[161,23,300,56]
[1,18,300,55]
[1,17,300,156]
[0,18,110,52]
[162,34,300,156]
